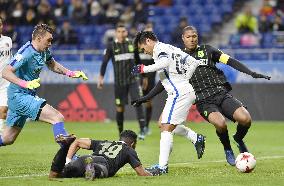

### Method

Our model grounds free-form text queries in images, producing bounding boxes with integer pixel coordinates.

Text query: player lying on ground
[49,130,152,180]
[132,26,271,166]
[1,24,88,147]
[132,31,205,176]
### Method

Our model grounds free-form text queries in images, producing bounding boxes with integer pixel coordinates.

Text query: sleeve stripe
[10,59,17,66]
[219,53,230,64]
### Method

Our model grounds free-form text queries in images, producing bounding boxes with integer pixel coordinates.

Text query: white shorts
[161,92,196,125]
[0,78,9,106]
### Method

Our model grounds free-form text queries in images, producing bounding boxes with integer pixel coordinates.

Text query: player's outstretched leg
[216,130,236,166]
[38,104,70,145]
[172,125,206,159]
[232,106,251,153]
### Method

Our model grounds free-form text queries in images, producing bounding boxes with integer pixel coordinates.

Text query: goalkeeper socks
[234,124,250,141]
[135,106,146,130]
[116,111,124,134]
[172,125,197,144]
[216,130,232,150]
[145,106,152,127]
[159,131,173,168]
[0,136,5,146]
[51,145,70,173]
[53,122,68,138]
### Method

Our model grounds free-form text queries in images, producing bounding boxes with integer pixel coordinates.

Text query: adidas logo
[58,84,107,121]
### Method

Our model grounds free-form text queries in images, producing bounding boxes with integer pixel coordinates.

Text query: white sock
[0,119,5,135]
[172,125,197,144]
[159,131,173,168]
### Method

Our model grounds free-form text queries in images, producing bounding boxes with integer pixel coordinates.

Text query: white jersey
[0,35,12,89]
[143,42,199,96]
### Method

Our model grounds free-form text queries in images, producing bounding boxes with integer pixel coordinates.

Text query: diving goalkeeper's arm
[131,81,165,107]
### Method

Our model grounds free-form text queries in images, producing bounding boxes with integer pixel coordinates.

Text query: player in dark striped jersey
[97,24,146,139]
[49,130,152,179]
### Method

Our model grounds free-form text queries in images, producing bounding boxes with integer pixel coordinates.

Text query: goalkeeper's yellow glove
[19,78,41,89]
[66,70,88,81]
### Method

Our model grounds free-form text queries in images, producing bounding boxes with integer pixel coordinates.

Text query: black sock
[135,105,146,131]
[216,130,232,150]
[116,111,124,134]
[51,146,69,173]
[146,106,152,128]
[234,124,250,142]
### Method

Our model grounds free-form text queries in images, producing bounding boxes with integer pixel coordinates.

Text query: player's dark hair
[182,25,198,35]
[119,130,137,145]
[32,24,54,40]
[115,23,126,30]
[133,31,158,49]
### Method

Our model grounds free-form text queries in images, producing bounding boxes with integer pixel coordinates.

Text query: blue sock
[52,122,68,138]
[0,136,5,146]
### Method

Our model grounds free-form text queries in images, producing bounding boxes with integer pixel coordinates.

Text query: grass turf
[0,121,283,186]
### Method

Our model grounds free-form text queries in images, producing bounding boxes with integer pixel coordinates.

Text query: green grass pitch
[0,121,283,186]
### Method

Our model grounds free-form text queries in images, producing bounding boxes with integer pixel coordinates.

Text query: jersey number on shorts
[99,142,123,158]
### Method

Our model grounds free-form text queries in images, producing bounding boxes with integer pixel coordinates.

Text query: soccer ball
[235,152,256,173]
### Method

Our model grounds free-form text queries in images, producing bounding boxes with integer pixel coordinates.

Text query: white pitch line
[0,155,283,179]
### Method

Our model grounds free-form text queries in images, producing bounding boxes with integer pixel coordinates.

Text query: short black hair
[32,24,54,40]
[119,130,137,145]
[115,23,126,30]
[133,31,158,49]
[182,25,198,35]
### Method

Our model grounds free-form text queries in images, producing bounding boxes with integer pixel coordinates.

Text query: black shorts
[143,72,156,95]
[196,91,244,122]
[114,82,143,106]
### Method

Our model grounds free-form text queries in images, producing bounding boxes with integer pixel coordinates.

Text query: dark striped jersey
[183,44,232,102]
[90,140,141,177]
[100,38,140,86]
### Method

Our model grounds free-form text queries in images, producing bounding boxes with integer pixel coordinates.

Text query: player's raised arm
[47,59,88,80]
[210,46,271,80]
[65,138,92,164]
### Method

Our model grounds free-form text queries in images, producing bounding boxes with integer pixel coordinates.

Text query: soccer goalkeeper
[0,24,88,147]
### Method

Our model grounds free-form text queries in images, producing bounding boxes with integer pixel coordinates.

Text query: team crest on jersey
[128,44,134,52]
[15,53,23,61]
[198,51,204,58]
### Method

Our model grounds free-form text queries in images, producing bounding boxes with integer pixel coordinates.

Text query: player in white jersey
[132,31,205,175]
[0,17,12,134]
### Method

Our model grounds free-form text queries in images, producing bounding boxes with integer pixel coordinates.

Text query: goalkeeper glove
[131,65,144,75]
[19,78,41,89]
[66,70,88,80]
[251,72,271,80]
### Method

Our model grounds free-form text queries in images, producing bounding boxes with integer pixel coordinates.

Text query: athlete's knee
[234,108,252,126]
[210,117,227,131]
[52,111,65,123]
[0,107,8,119]
[116,106,124,112]
[2,135,16,145]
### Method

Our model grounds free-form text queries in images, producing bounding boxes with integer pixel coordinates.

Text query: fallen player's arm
[66,138,92,164]
[134,165,152,176]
